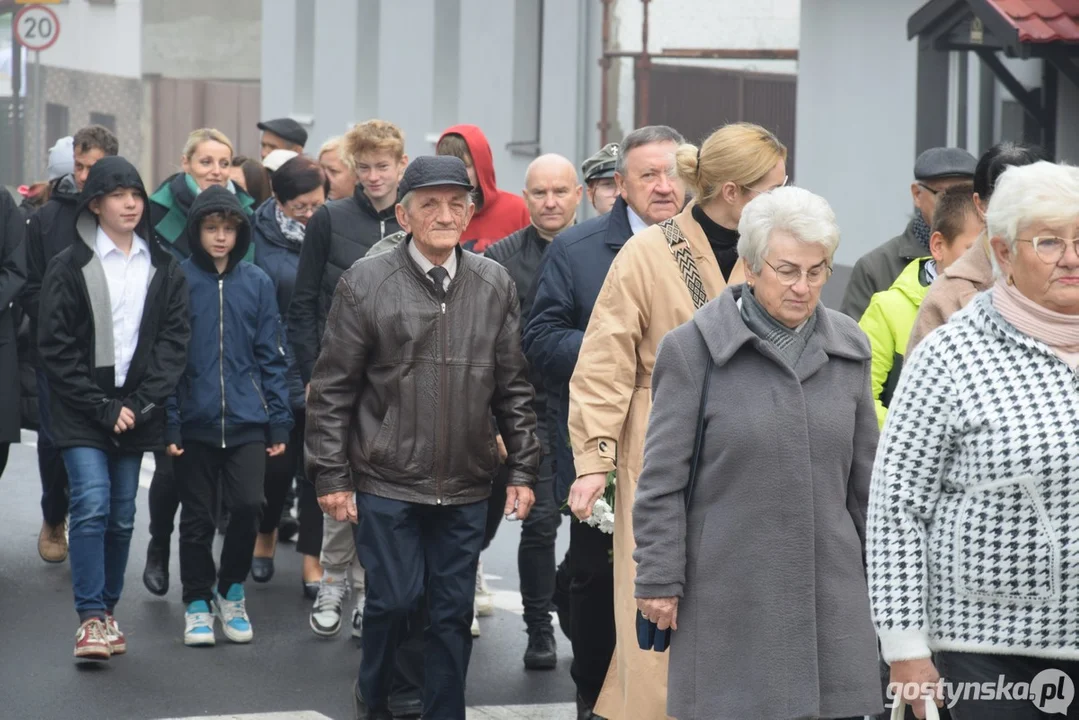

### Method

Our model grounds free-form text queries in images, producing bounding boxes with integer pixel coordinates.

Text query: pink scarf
[992,278,1079,368]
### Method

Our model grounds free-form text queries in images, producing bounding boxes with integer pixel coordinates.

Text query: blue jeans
[354,493,487,720]
[63,447,143,621]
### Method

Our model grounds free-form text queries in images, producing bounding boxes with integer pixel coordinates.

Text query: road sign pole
[34,49,41,180]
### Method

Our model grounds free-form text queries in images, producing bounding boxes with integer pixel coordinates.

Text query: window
[45,103,68,148]
[353,0,381,122]
[89,112,116,133]
[507,0,543,156]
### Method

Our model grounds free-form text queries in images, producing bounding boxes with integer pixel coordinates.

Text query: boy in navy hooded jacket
[165,184,292,647]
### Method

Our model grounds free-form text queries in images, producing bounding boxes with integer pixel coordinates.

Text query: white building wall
[39,0,142,79]
[795,0,921,269]
[141,0,261,80]
[261,0,601,199]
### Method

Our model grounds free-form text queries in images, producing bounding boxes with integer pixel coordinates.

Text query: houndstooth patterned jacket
[867,289,1079,663]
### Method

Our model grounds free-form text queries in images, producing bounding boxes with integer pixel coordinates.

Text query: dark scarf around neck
[912,211,932,251]
[739,284,818,367]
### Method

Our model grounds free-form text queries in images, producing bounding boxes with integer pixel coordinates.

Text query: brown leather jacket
[305,239,540,506]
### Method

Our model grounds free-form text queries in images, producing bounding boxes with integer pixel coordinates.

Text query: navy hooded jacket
[165,185,293,449]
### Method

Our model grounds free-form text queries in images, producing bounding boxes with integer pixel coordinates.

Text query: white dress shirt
[626,205,649,236]
[95,227,151,387]
[408,239,457,292]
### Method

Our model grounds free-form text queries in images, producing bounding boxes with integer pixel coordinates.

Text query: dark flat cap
[257,118,308,149]
[914,147,976,180]
[399,156,473,198]
[582,143,620,182]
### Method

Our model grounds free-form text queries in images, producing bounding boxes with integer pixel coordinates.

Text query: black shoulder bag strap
[637,342,713,653]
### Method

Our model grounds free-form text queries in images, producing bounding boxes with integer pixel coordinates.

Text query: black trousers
[934,651,1079,719]
[355,492,486,720]
[296,468,323,558]
[260,414,304,536]
[148,451,180,542]
[177,441,265,605]
[36,369,68,526]
[568,518,616,707]
[519,454,559,631]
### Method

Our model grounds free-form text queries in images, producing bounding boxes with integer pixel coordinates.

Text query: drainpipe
[598,0,613,144]
[636,0,651,127]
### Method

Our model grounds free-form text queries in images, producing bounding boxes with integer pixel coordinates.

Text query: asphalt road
[0,437,575,720]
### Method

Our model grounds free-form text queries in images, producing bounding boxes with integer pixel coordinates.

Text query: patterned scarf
[739,284,818,368]
[912,211,932,251]
[275,202,307,243]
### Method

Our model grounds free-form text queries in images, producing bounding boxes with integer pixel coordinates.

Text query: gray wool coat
[633,286,884,720]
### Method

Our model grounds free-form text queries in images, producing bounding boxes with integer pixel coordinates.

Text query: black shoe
[251,557,274,583]
[576,694,606,720]
[387,693,423,719]
[278,512,299,544]
[142,539,169,596]
[523,626,557,670]
[353,681,392,720]
[302,579,320,600]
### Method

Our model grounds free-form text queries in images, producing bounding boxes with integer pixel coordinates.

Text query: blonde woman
[318,136,359,201]
[567,122,787,718]
[148,128,255,260]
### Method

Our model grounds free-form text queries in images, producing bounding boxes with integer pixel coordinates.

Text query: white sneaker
[475,559,494,617]
[184,600,216,647]
[310,574,349,637]
[350,592,365,639]
[213,584,253,644]
[471,606,481,638]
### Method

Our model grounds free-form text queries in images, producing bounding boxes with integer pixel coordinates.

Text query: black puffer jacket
[24,174,79,336]
[38,157,191,452]
[289,185,401,383]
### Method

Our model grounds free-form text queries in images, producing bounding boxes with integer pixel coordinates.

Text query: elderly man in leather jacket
[306,155,540,720]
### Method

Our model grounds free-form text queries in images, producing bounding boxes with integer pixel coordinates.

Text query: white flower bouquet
[584,470,616,535]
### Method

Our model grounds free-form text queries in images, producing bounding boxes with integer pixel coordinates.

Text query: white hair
[986,161,1079,252]
[736,186,840,273]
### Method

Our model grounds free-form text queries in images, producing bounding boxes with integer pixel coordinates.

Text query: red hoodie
[439,124,530,253]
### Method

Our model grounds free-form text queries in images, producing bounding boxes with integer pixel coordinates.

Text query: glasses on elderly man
[1018,236,1079,264]
[763,259,832,287]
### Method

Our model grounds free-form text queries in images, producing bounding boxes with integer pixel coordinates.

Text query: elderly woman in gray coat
[632,186,884,720]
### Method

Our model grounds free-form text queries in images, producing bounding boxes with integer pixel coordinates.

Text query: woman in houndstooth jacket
[868,161,1079,720]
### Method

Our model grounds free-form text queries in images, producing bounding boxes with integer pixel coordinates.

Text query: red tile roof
[987,0,1079,42]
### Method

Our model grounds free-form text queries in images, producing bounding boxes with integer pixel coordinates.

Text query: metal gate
[645,64,797,179]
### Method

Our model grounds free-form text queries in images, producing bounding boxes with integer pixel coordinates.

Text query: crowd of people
[2,109,1078,720]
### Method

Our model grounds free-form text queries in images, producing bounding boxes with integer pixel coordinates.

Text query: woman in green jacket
[859,184,981,428]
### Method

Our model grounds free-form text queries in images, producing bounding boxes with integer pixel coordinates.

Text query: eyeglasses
[742,175,789,196]
[285,200,324,216]
[1017,236,1079,264]
[763,259,832,287]
[916,182,944,196]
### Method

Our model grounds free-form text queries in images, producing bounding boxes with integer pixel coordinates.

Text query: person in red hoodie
[437,125,531,253]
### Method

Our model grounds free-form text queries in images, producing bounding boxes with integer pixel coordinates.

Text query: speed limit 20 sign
[15,5,61,52]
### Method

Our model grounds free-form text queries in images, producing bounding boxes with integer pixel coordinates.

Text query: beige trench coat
[568,203,742,719]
